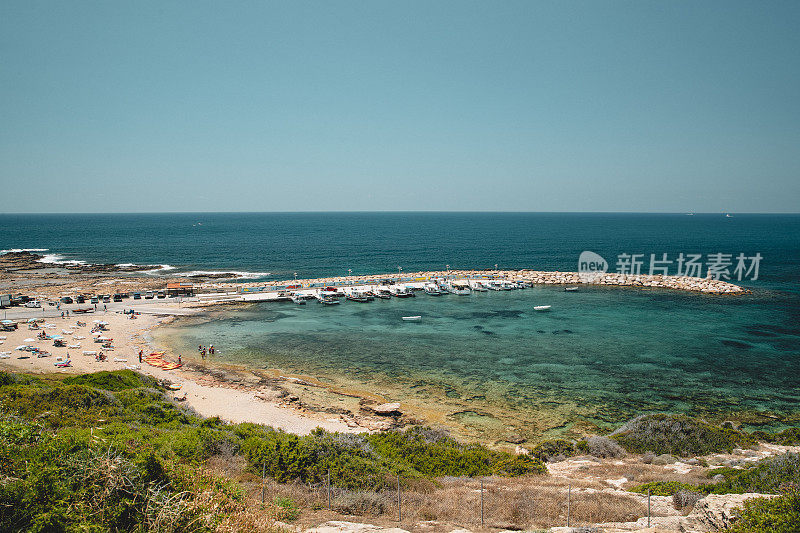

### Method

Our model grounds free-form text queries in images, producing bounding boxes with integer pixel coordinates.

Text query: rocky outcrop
[679,493,775,532]
[0,251,159,273]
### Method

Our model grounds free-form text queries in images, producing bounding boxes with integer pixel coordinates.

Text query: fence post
[327,470,331,510]
[647,488,651,527]
[480,478,484,527]
[261,459,267,504]
[397,476,402,522]
[567,483,571,527]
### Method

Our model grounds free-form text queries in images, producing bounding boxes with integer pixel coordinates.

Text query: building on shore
[165,282,195,297]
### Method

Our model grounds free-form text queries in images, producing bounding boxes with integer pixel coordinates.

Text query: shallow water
[156,285,800,440]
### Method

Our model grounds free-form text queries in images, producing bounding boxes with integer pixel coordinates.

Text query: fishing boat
[469,281,488,292]
[424,283,443,295]
[346,294,370,303]
[487,282,503,291]
[564,287,578,292]
[319,297,340,305]
[500,281,516,290]
[289,294,306,304]
[390,285,415,298]
[373,290,391,299]
[533,305,551,311]
[402,316,422,321]
[447,282,471,295]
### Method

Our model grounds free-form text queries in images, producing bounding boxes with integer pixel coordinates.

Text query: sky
[1,1,799,213]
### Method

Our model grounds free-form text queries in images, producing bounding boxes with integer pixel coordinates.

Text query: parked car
[90,297,99,304]
[113,294,123,302]
[76,295,86,304]
[60,296,73,304]
[102,296,110,303]
[133,293,141,300]
[24,301,41,308]
[156,291,166,299]
[145,292,154,299]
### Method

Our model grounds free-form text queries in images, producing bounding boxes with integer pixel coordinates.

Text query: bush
[63,370,158,391]
[629,481,705,496]
[333,491,386,515]
[727,490,800,533]
[709,453,800,495]
[584,436,625,458]
[610,414,755,456]
[531,439,576,461]
[673,489,702,510]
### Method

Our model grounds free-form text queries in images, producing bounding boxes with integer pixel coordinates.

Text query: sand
[0,305,362,435]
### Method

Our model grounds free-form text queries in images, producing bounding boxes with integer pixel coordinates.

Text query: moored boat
[533,305,551,311]
[402,315,421,321]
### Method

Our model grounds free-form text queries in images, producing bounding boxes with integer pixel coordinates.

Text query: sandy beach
[0,304,364,435]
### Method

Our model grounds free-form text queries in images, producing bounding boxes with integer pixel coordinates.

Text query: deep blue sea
[2,213,799,439]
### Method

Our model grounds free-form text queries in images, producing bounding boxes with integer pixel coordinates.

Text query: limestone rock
[372,402,402,416]
[679,493,777,533]
[304,521,410,533]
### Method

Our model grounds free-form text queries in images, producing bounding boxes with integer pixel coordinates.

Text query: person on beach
[60,312,64,319]
[103,304,107,311]
[178,355,182,365]
[138,350,143,363]
[209,345,214,355]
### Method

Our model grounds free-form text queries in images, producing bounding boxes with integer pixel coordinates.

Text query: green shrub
[63,370,158,391]
[610,414,755,456]
[709,453,800,495]
[726,490,800,533]
[531,439,576,461]
[629,480,707,496]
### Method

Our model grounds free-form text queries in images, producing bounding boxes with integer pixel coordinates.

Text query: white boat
[424,283,443,295]
[500,282,516,290]
[289,294,306,304]
[448,282,471,295]
[534,305,551,311]
[564,287,578,292]
[389,285,415,298]
[469,281,488,292]
[402,316,422,321]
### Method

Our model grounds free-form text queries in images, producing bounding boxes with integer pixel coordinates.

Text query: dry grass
[205,455,652,531]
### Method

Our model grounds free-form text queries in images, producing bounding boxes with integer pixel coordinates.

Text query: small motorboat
[346,294,370,303]
[289,294,306,304]
[374,290,391,299]
[319,298,340,305]
[564,287,578,292]
[424,283,443,295]
[534,305,551,312]
[402,316,422,321]
[469,282,488,292]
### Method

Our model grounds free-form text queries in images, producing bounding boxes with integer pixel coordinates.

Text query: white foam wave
[1,248,49,254]
[142,264,177,275]
[37,254,88,265]
[183,270,271,279]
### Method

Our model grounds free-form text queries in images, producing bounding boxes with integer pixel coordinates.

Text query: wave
[142,264,177,275]
[182,270,271,279]
[1,248,49,254]
[37,254,88,265]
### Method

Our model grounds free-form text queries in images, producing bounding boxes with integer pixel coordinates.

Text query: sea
[2,212,799,440]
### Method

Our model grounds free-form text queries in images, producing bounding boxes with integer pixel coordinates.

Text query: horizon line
[2,210,799,216]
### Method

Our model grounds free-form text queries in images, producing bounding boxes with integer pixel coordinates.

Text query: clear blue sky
[1,1,798,213]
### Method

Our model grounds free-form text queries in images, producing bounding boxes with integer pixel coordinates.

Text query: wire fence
[257,472,655,531]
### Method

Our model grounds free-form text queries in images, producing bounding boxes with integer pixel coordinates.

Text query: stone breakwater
[232,269,748,295]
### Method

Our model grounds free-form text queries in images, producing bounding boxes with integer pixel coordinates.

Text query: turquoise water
[157,284,800,439]
[4,212,799,438]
